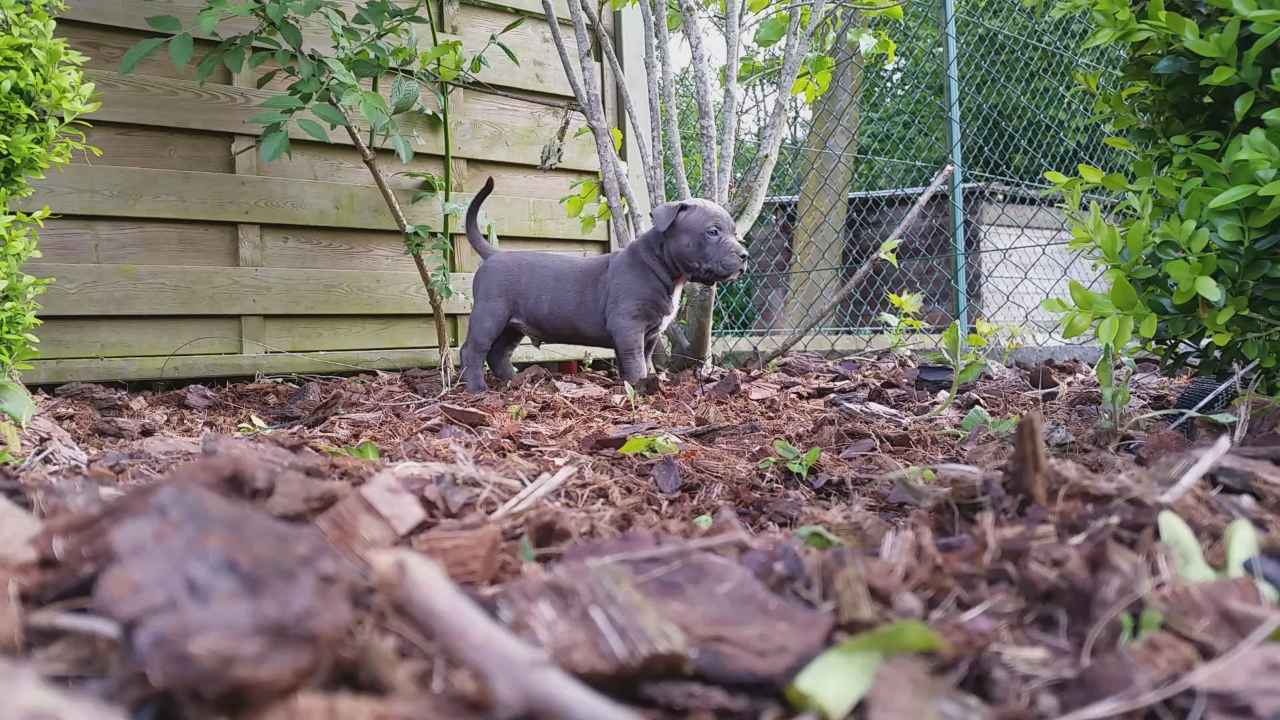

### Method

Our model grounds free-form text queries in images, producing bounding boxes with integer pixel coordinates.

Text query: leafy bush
[0,0,98,413]
[1042,0,1280,381]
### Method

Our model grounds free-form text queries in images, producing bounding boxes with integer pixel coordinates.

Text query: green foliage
[758,439,820,478]
[123,0,521,302]
[1042,0,1280,380]
[1117,608,1163,646]
[877,290,926,356]
[692,514,714,529]
[338,440,380,460]
[618,433,680,457]
[795,524,844,548]
[1096,344,1136,431]
[559,173,615,236]
[925,319,998,418]
[0,0,100,395]
[786,620,949,720]
[960,405,1019,438]
[1158,510,1279,601]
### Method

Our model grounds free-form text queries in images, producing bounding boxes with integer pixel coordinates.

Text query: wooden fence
[17,0,650,384]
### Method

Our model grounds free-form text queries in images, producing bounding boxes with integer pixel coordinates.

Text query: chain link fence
[670,0,1129,361]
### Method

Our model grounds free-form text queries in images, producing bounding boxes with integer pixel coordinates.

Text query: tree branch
[580,0,662,211]
[542,0,629,244]
[677,0,720,201]
[754,164,955,369]
[716,0,743,205]
[636,0,666,205]
[651,0,690,200]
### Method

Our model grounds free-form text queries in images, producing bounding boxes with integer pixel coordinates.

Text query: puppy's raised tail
[465,176,499,262]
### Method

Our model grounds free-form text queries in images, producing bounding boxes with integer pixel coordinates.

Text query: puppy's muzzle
[695,245,749,284]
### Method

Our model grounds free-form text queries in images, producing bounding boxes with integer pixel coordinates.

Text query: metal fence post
[941,0,968,334]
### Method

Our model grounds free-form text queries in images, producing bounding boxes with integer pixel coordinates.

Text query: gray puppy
[460,177,749,394]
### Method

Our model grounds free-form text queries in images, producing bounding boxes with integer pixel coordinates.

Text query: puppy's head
[651,199,748,285]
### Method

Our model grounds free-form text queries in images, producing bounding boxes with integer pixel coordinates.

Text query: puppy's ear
[651,201,686,232]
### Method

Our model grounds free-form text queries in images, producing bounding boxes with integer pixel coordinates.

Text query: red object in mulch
[558,361,580,375]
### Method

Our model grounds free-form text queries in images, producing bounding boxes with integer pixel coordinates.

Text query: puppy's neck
[630,228,686,290]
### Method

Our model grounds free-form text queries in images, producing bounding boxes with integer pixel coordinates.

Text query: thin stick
[1168,359,1260,432]
[368,549,642,720]
[1055,609,1280,720]
[1158,433,1232,504]
[755,164,955,368]
[491,464,578,521]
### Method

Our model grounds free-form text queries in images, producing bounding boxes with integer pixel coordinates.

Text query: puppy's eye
[707,227,720,238]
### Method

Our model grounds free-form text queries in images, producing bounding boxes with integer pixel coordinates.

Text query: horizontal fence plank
[31,219,239,266]
[24,343,611,384]
[62,20,231,83]
[37,318,242,359]
[264,316,446,352]
[32,264,475,316]
[61,0,575,96]
[81,122,234,174]
[262,227,605,271]
[20,164,606,241]
[76,70,599,171]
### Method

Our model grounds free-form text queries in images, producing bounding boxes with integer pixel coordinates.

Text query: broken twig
[1159,433,1233,504]
[755,164,955,368]
[368,549,643,720]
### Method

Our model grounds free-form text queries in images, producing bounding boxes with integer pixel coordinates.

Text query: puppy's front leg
[642,329,660,374]
[613,332,649,383]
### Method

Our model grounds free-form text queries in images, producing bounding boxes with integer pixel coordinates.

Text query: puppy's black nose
[737,248,748,261]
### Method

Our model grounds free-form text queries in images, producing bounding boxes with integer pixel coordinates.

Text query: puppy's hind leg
[486,327,525,385]
[460,312,507,394]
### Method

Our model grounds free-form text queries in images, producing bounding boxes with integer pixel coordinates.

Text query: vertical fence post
[940,0,968,334]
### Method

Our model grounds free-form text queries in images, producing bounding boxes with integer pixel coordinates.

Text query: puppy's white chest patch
[659,279,686,333]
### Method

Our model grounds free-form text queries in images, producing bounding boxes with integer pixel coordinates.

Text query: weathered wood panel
[20,164,608,240]
[30,219,239,266]
[76,70,600,170]
[61,0,575,96]
[25,0,624,383]
[261,227,604,271]
[263,316,446,352]
[35,264,475,316]
[59,21,230,83]
[78,122,234,173]
[38,318,242,358]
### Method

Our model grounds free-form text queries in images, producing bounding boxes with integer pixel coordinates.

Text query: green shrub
[0,0,98,394]
[1040,0,1280,381]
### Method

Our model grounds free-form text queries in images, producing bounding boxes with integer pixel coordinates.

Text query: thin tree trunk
[544,0,630,243]
[580,0,661,211]
[339,113,453,379]
[783,13,866,331]
[676,0,719,202]
[680,0,823,368]
[651,0,690,201]
[716,0,742,205]
[637,0,665,205]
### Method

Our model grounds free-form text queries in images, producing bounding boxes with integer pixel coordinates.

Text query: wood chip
[412,524,503,585]
[651,457,682,495]
[315,470,427,564]
[438,403,491,428]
